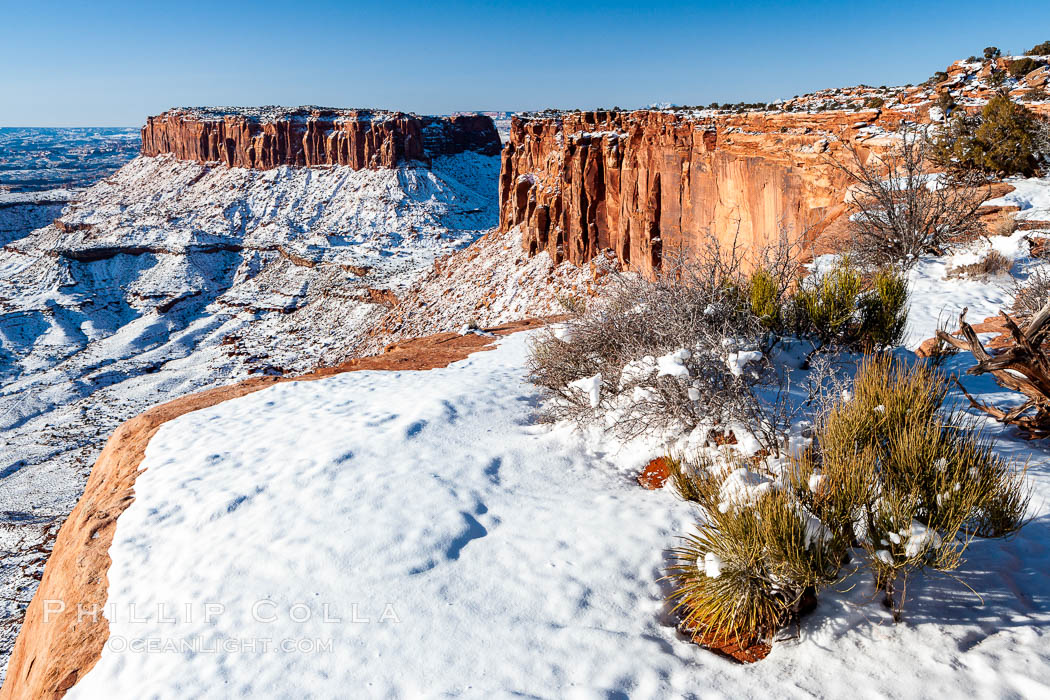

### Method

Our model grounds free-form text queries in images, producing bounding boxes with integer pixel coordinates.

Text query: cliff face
[498,109,909,276]
[141,107,501,169]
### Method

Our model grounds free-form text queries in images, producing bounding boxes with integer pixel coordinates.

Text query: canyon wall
[498,109,910,275]
[141,108,501,169]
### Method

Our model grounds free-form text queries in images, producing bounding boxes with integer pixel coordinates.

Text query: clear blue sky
[3,1,1049,126]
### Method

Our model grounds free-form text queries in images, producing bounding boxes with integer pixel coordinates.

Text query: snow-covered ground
[69,329,1050,698]
[0,151,501,675]
[64,176,1050,698]
[359,227,619,354]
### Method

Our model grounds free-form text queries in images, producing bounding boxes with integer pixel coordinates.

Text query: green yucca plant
[667,453,845,645]
[668,487,843,645]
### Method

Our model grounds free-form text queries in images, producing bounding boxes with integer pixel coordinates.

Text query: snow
[569,372,602,408]
[702,552,724,579]
[717,467,774,513]
[726,349,763,377]
[0,151,503,671]
[984,176,1050,222]
[903,225,1041,349]
[69,330,1050,698]
[655,348,691,378]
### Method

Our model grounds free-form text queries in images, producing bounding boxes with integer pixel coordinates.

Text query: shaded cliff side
[497,109,912,276]
[141,107,501,169]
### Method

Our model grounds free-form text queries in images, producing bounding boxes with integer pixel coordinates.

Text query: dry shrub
[1012,267,1050,321]
[832,124,988,267]
[527,237,800,446]
[924,314,960,367]
[990,216,1019,237]
[946,250,1013,279]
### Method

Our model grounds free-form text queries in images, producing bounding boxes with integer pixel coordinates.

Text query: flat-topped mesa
[498,108,912,277]
[141,107,501,169]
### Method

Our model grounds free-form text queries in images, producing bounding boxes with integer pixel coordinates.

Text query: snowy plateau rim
[0,319,549,700]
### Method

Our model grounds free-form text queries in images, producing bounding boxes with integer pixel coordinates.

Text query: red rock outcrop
[141,107,501,170]
[498,109,911,276]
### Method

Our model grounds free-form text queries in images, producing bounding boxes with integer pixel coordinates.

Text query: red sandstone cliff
[141,107,501,170]
[498,109,913,276]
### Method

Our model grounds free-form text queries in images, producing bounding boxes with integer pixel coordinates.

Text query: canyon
[3,47,1050,696]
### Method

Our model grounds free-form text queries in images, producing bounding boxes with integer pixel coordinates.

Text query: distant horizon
[3,0,1050,127]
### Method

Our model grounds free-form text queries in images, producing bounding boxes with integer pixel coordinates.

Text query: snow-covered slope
[0,151,499,672]
[67,330,1050,699]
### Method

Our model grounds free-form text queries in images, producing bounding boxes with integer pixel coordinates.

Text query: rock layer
[141,107,501,169]
[498,109,910,276]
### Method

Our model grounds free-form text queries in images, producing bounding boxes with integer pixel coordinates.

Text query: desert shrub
[795,258,908,351]
[860,268,910,347]
[667,456,844,645]
[1008,57,1041,78]
[935,91,956,113]
[1028,40,1050,56]
[791,356,1029,618]
[1013,267,1050,320]
[528,235,808,448]
[833,125,988,266]
[946,250,1013,279]
[927,71,949,85]
[1023,87,1049,103]
[864,96,885,109]
[668,356,1028,643]
[989,69,1007,87]
[747,268,782,330]
[923,315,961,367]
[527,254,769,442]
[932,96,1045,177]
[991,216,1019,237]
[984,46,1001,60]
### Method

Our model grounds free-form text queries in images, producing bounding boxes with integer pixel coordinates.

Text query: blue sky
[2,1,1049,126]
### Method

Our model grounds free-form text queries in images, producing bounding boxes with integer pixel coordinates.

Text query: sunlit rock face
[141,107,501,170]
[498,109,913,276]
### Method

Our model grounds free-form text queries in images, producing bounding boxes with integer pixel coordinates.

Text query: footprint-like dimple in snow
[444,511,489,561]
[484,457,502,485]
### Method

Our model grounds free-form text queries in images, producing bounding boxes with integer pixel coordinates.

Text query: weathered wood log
[936,300,1050,438]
